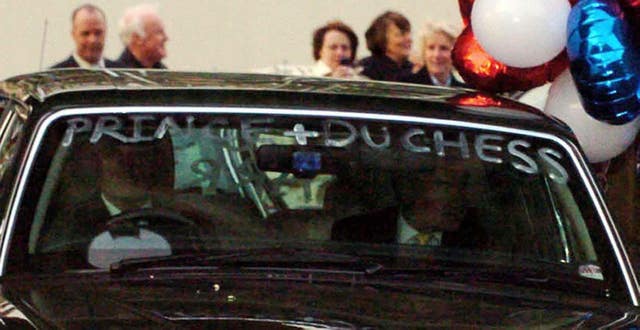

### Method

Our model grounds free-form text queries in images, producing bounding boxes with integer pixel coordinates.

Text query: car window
[14,110,607,285]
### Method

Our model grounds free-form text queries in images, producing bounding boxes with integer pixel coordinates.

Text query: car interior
[18,113,601,273]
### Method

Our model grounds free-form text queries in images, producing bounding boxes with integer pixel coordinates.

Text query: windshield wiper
[108,247,383,276]
[369,262,606,298]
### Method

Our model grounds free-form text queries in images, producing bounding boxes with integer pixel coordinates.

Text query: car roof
[0,69,573,137]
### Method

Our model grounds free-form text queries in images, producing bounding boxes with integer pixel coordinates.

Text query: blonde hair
[413,21,461,65]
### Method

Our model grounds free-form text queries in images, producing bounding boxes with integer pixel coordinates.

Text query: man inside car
[330,160,487,248]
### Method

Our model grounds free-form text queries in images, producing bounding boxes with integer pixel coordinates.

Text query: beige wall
[0,1,462,80]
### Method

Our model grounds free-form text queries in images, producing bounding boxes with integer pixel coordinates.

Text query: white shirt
[101,194,152,216]
[253,60,366,80]
[430,73,452,87]
[72,52,106,69]
[397,215,442,246]
[310,60,333,77]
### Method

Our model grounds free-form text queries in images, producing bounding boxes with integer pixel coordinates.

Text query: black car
[0,69,637,328]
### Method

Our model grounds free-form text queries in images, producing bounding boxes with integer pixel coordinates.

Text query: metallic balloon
[567,0,640,124]
[459,0,578,28]
[458,0,474,26]
[619,0,640,9]
[619,0,640,47]
[452,26,567,93]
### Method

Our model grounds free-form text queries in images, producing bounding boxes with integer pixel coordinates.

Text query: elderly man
[114,3,168,69]
[51,4,118,69]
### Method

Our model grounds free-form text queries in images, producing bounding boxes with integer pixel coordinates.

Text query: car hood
[0,275,636,329]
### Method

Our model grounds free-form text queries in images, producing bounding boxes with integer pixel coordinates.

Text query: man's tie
[409,232,441,246]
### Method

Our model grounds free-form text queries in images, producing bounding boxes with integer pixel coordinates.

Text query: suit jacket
[331,207,399,244]
[35,193,112,267]
[359,55,414,82]
[113,48,167,69]
[50,55,119,69]
[399,67,468,88]
[330,206,487,248]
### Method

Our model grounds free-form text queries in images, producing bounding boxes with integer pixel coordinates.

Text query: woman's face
[385,23,412,63]
[423,32,454,79]
[319,29,352,70]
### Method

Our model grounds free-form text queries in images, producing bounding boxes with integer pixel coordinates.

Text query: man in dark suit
[51,4,118,69]
[37,137,174,266]
[114,4,168,69]
[331,164,487,248]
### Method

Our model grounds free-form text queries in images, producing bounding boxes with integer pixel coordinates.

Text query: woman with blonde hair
[402,21,467,87]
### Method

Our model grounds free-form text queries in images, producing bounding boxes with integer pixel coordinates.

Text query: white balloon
[543,70,640,163]
[471,0,570,68]
[517,83,551,110]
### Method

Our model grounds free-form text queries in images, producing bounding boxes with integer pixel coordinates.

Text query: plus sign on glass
[284,123,319,145]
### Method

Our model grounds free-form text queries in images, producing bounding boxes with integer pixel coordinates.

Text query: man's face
[397,165,466,233]
[135,14,168,66]
[99,144,155,210]
[71,9,106,64]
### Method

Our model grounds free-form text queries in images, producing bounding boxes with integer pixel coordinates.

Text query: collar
[430,73,452,87]
[72,52,105,69]
[397,215,419,244]
[119,47,166,69]
[311,60,333,77]
[101,193,152,216]
[119,48,144,68]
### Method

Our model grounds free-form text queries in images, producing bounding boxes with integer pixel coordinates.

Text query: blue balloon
[567,0,640,125]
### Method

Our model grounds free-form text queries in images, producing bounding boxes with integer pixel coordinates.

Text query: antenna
[38,19,49,70]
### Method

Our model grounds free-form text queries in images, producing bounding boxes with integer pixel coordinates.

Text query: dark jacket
[330,206,487,248]
[400,67,468,88]
[114,48,167,69]
[50,55,119,69]
[359,55,414,82]
[38,193,111,255]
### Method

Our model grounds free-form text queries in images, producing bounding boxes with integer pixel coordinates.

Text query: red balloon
[458,0,474,27]
[448,92,545,114]
[619,0,640,7]
[452,26,568,93]
[619,0,640,19]
[619,0,640,46]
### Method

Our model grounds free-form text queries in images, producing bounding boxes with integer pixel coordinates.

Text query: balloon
[544,70,640,163]
[619,0,640,15]
[459,0,578,27]
[448,92,544,115]
[452,26,568,93]
[566,0,640,125]
[458,0,474,26]
[619,0,640,46]
[471,0,571,68]
[517,83,552,110]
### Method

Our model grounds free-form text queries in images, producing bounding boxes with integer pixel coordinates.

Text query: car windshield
[13,108,609,285]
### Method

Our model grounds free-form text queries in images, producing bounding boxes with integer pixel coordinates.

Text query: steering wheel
[105,208,207,250]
